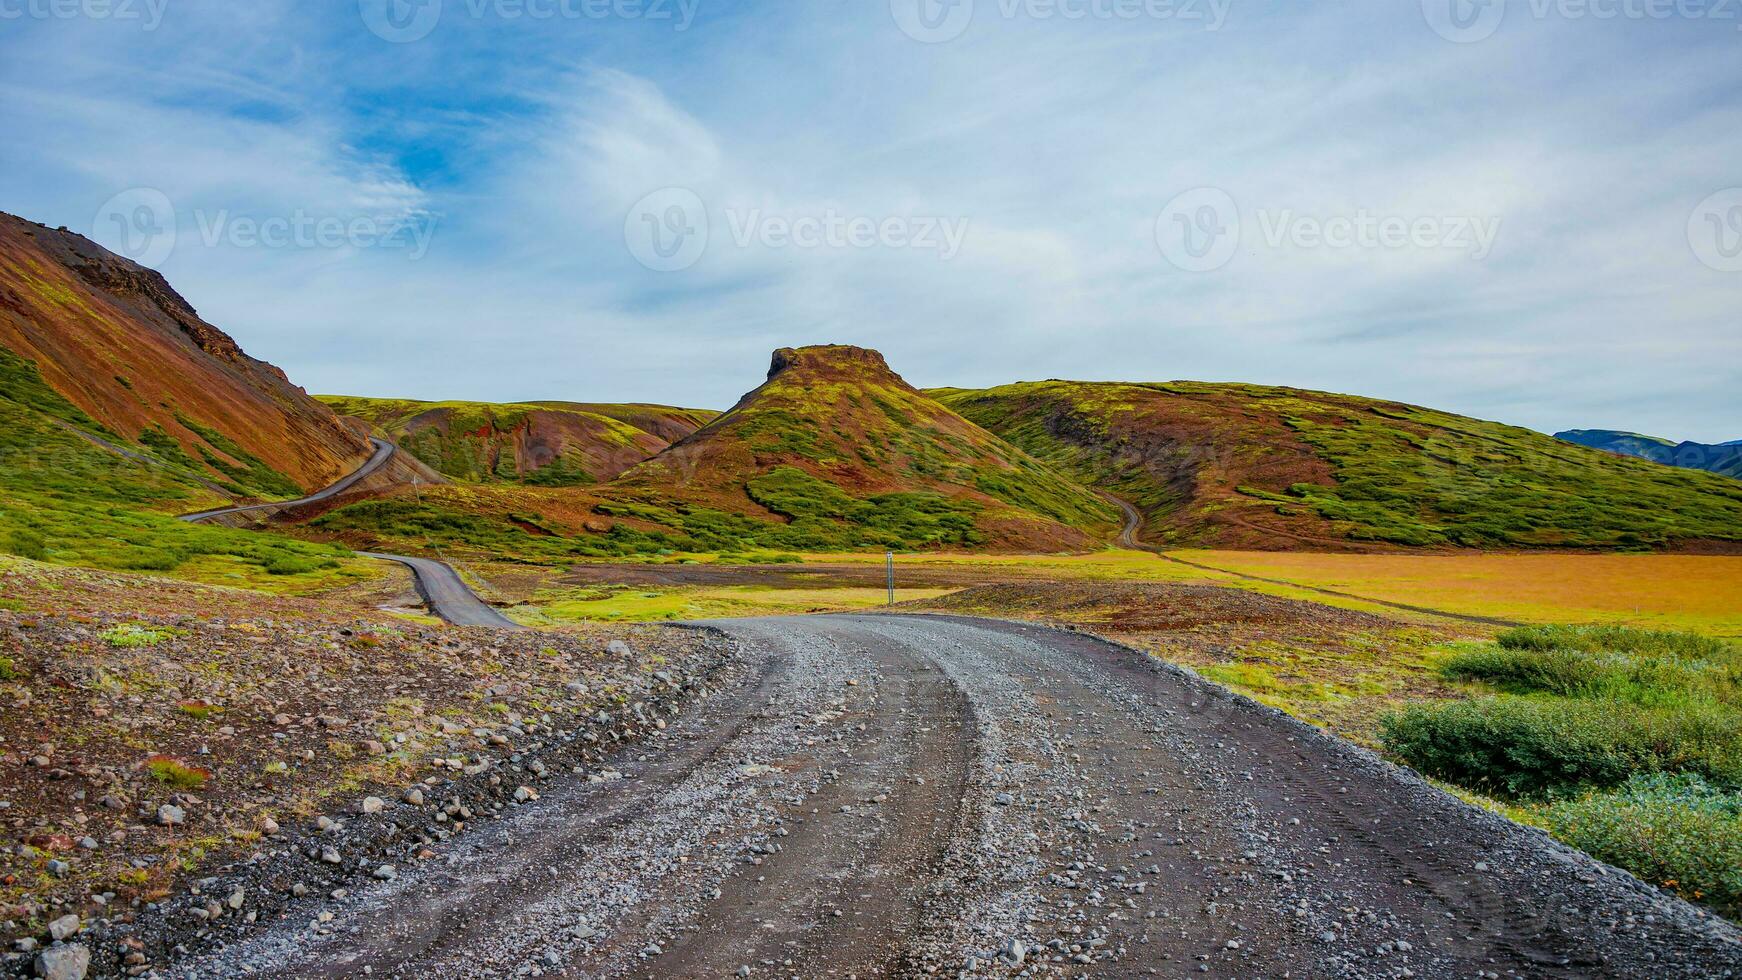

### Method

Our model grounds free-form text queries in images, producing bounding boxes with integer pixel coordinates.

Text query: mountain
[1556,429,1742,481]
[935,381,1742,551]
[0,212,423,578]
[610,346,1119,551]
[0,212,382,495]
[319,396,717,486]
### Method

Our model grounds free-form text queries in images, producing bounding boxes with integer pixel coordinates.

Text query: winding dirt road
[178,437,397,523]
[176,615,1739,979]
[362,552,524,630]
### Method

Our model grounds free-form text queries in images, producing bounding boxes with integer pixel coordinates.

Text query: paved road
[178,437,397,523]
[362,552,524,630]
[178,615,1738,979]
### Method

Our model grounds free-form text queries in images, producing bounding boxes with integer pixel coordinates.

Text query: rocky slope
[0,212,375,496]
[318,396,715,486]
[935,381,1742,551]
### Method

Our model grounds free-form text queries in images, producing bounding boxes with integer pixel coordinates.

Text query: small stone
[993,792,1015,806]
[514,786,539,803]
[227,889,245,910]
[258,816,280,835]
[362,741,387,757]
[46,860,70,878]
[372,865,397,881]
[156,804,186,827]
[1000,938,1026,966]
[360,797,386,815]
[403,788,425,806]
[606,640,632,657]
[47,914,81,942]
[34,944,90,980]
[320,846,342,865]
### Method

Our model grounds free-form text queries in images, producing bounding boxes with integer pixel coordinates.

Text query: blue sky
[2,0,1739,440]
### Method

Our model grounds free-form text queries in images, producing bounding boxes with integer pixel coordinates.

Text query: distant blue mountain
[1557,430,1742,480]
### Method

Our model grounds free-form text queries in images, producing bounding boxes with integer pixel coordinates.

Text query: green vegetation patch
[0,347,360,587]
[1382,624,1742,920]
[1534,775,1742,917]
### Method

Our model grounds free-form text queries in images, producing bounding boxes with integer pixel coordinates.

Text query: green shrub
[101,623,177,648]
[1496,625,1729,660]
[4,529,47,561]
[1536,774,1742,917]
[1380,695,1742,798]
[0,655,21,681]
[265,556,332,576]
[1442,646,1739,708]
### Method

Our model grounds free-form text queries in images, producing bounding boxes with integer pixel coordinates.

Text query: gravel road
[178,438,395,523]
[170,615,1740,979]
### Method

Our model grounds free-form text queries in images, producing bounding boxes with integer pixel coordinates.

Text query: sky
[1,0,1739,441]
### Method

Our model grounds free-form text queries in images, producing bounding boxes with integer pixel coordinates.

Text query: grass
[1168,552,1742,635]
[510,584,953,625]
[101,623,180,648]
[144,756,210,790]
[0,345,367,591]
[0,655,21,681]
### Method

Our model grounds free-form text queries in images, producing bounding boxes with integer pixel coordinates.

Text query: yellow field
[1171,551,1742,636]
[508,585,954,626]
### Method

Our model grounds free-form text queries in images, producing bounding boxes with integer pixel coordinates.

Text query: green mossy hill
[0,346,354,581]
[620,347,1118,551]
[319,395,715,486]
[935,381,1742,551]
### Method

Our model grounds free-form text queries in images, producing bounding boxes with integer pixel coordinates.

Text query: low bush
[1536,774,1742,917]
[101,623,177,648]
[5,529,47,561]
[0,655,21,681]
[1496,625,1729,660]
[1380,695,1742,798]
[1441,646,1738,708]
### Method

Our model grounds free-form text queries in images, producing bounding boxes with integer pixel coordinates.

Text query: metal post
[886,552,895,606]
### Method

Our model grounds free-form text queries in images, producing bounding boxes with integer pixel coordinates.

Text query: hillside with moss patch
[601,347,1120,551]
[935,381,1742,551]
[319,395,716,486]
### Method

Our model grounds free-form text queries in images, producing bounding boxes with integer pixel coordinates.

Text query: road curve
[362,552,524,630]
[174,614,1738,979]
[178,437,397,523]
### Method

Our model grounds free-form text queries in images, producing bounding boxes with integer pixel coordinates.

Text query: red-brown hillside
[0,212,372,493]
